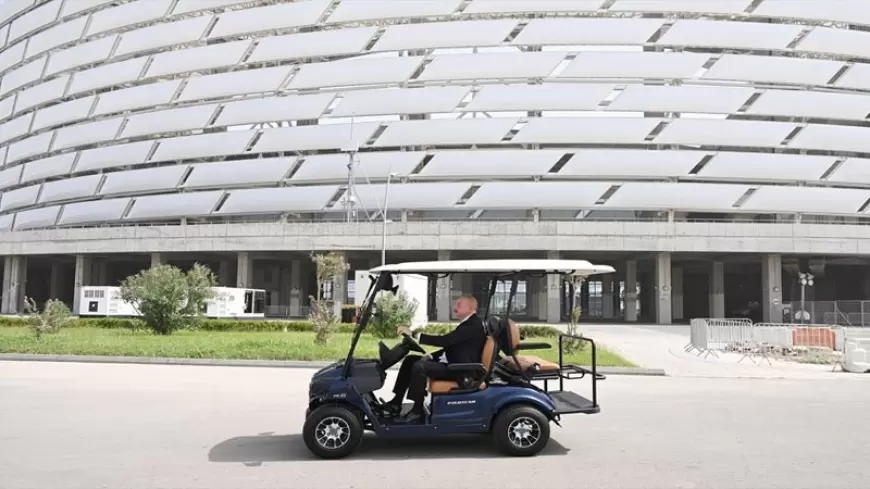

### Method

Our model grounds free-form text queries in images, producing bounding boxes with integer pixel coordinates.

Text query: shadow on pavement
[208,432,570,463]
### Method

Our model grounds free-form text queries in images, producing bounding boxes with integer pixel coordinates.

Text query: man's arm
[418,320,480,348]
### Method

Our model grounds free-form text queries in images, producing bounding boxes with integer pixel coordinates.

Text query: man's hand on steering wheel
[396,325,414,337]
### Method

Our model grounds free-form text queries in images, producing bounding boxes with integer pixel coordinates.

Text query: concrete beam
[3,222,870,255]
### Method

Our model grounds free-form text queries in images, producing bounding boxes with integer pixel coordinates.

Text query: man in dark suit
[386,295,487,421]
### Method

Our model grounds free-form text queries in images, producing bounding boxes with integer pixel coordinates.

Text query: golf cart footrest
[551,391,599,415]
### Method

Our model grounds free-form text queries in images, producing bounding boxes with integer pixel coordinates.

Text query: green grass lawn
[0,327,635,367]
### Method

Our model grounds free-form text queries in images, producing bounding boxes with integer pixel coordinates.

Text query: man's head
[454,295,478,319]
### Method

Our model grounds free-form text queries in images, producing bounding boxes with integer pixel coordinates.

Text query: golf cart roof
[369,259,615,276]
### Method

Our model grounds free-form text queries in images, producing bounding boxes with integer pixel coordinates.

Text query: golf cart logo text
[446,400,476,406]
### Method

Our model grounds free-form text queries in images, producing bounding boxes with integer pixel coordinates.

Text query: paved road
[1,361,868,489]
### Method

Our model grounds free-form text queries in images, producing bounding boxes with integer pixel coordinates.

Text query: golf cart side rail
[558,334,603,410]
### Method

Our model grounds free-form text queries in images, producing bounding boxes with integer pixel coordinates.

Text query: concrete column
[655,252,672,325]
[49,263,61,299]
[672,266,684,321]
[218,261,230,286]
[709,261,725,318]
[761,254,783,323]
[527,278,538,319]
[602,274,614,319]
[436,250,451,322]
[546,250,561,324]
[150,253,162,268]
[236,252,252,288]
[72,255,91,315]
[279,265,291,307]
[96,260,108,286]
[1,257,13,314]
[289,259,302,317]
[625,260,638,322]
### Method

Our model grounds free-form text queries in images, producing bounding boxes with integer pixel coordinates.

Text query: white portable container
[356,270,429,329]
[77,286,266,319]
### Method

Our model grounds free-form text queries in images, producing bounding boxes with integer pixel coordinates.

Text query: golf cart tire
[303,404,364,460]
[492,404,551,457]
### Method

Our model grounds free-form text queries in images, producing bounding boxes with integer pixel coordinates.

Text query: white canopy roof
[369,259,615,276]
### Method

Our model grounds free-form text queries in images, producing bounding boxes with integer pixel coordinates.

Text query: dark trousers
[393,355,453,403]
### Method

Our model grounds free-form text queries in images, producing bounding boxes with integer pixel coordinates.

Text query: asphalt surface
[1,361,868,489]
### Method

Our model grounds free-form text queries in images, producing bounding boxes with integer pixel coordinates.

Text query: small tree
[562,276,587,354]
[369,291,418,339]
[119,263,216,335]
[308,252,349,345]
[23,297,72,339]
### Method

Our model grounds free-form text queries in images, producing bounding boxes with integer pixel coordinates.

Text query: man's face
[454,298,474,318]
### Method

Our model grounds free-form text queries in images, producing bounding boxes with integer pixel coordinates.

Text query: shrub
[309,252,350,345]
[369,291,419,339]
[23,297,73,339]
[119,263,217,335]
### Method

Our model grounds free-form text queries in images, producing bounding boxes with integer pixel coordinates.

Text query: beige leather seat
[428,335,496,394]
[498,319,560,373]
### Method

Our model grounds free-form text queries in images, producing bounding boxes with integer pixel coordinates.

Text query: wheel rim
[507,416,541,449]
[314,416,352,450]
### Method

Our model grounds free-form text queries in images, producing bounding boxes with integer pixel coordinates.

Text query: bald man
[388,295,487,421]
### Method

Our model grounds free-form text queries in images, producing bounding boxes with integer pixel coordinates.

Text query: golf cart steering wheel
[401,332,427,354]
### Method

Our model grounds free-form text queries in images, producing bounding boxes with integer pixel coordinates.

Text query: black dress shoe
[404,411,425,424]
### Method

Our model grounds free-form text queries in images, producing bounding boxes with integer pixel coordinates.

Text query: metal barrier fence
[685,318,834,362]
[784,301,870,327]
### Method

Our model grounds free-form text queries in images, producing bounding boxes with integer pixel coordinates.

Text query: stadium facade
[2,0,870,325]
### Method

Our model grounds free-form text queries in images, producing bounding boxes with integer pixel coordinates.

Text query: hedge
[0,315,563,338]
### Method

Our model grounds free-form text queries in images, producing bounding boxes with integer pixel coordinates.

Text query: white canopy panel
[828,159,870,185]
[417,150,564,178]
[7,0,59,43]
[0,37,25,72]
[44,35,116,76]
[39,174,102,204]
[68,58,147,95]
[512,18,664,45]
[557,150,706,178]
[126,191,224,220]
[184,157,296,188]
[0,183,40,211]
[603,183,750,211]
[0,112,33,145]
[0,165,22,190]
[699,153,836,182]
[370,259,615,275]
[151,131,256,162]
[417,52,566,82]
[555,52,710,80]
[94,80,182,116]
[373,118,517,147]
[330,86,469,118]
[53,117,123,150]
[753,0,870,27]
[655,119,798,148]
[796,27,870,59]
[742,186,870,215]
[375,20,517,52]
[173,0,249,15]
[114,15,211,58]
[59,198,131,225]
[5,131,53,163]
[659,20,802,50]
[25,16,87,58]
[287,56,423,90]
[0,57,46,97]
[327,0,462,22]
[608,85,754,114]
[146,41,251,78]
[464,181,614,209]
[702,55,844,86]
[466,84,615,112]
[216,185,340,215]
[14,206,59,230]
[86,0,172,36]
[514,118,661,145]
[208,0,330,38]
[611,0,751,14]
[75,141,155,172]
[835,64,870,91]
[178,67,291,102]
[60,0,114,17]
[20,153,76,183]
[216,94,334,126]
[788,125,870,154]
[746,90,870,121]
[100,166,188,196]
[14,76,69,113]
[32,95,94,130]
[0,93,15,121]
[120,105,218,139]
[255,122,380,153]
[464,0,604,14]
[0,213,13,232]
[248,27,377,63]
[353,182,472,210]
[290,152,424,182]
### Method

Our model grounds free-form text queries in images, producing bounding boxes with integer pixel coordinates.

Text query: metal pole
[381,173,393,266]
[800,281,806,325]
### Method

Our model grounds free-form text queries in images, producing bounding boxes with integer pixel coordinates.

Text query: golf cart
[302,259,615,459]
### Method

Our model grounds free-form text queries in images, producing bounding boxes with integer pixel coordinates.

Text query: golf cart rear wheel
[303,404,364,459]
[492,405,550,457]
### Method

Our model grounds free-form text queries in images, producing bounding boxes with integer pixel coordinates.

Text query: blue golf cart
[302,259,615,459]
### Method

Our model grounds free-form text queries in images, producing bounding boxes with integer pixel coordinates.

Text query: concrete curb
[0,353,666,376]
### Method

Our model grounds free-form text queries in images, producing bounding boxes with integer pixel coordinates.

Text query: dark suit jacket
[418,313,487,364]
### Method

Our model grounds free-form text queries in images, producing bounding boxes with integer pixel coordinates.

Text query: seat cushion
[501,355,560,372]
[429,378,486,394]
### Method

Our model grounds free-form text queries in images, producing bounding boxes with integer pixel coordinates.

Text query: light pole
[381,172,397,266]
[799,272,814,324]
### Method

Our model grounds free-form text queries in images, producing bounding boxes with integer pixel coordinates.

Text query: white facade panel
[373,118,517,147]
[659,20,802,50]
[797,28,870,59]
[184,157,296,188]
[0,57,46,97]
[14,206,59,229]
[331,87,469,117]
[656,119,797,148]
[0,112,33,144]
[0,24,6,50]
[0,165,23,189]
[216,94,334,126]
[604,183,750,211]
[417,52,566,82]
[465,182,613,209]
[835,64,870,91]
[86,0,172,36]
[146,41,250,78]
[255,123,381,153]
[611,0,751,14]
[5,131,53,163]
[353,182,471,210]
[151,131,255,162]
[291,152,423,182]
[100,165,188,195]
[789,125,870,154]
[513,118,660,145]
[829,159,870,185]
[747,90,870,120]
[703,55,844,86]
[53,117,122,150]
[94,80,181,116]
[45,35,116,76]
[59,198,131,225]
[178,67,290,102]
[39,174,101,203]
[418,150,563,178]
[513,18,664,45]
[753,0,870,27]
[555,52,710,80]
[743,186,870,215]
[115,15,212,57]
[0,213,12,231]
[608,85,754,114]
[0,183,39,211]
[209,0,330,38]
[376,20,516,52]
[32,95,94,130]
[0,94,13,120]
[464,0,603,14]
[120,105,217,139]
[0,0,35,26]
[700,153,836,182]
[20,153,76,183]
[61,0,113,17]
[75,141,155,172]
[24,16,87,58]
[328,0,461,22]
[287,56,423,90]
[0,38,25,72]
[465,84,614,112]
[217,186,339,215]
[558,150,705,178]
[173,0,249,15]
[14,75,68,112]
[7,0,60,42]
[248,27,377,63]
[126,191,224,220]
[68,58,146,94]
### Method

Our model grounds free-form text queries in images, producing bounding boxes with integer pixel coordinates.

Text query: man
[385,295,486,421]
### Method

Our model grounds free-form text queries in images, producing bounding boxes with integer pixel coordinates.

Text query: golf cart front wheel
[492,405,551,457]
[303,404,364,459]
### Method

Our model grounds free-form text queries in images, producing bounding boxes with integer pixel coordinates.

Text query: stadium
[2,0,870,325]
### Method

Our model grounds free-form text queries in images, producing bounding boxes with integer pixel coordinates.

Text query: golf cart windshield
[342,259,615,376]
